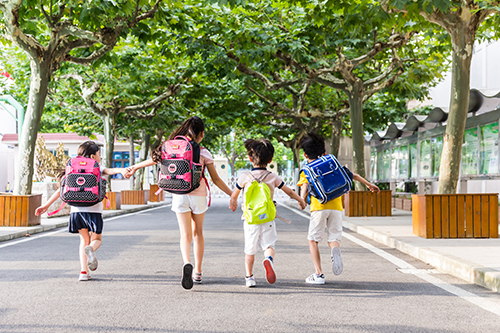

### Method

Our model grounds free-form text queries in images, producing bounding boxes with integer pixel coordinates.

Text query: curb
[0,201,171,243]
[280,200,500,293]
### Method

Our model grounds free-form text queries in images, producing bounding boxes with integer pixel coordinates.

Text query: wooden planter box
[344,190,392,217]
[394,197,412,211]
[103,192,121,210]
[0,194,42,227]
[149,184,163,202]
[121,190,150,205]
[412,194,499,238]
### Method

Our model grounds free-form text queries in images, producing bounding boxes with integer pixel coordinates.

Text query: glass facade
[420,139,431,178]
[431,136,443,177]
[409,143,417,179]
[479,122,499,175]
[462,128,478,175]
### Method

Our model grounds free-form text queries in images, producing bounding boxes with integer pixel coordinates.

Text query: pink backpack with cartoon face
[60,156,106,206]
[157,136,203,194]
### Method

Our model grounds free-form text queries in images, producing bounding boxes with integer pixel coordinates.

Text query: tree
[0,0,161,195]
[381,0,500,193]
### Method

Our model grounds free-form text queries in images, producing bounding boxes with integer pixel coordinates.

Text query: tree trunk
[102,112,116,192]
[347,82,367,191]
[129,134,135,189]
[437,28,475,194]
[14,59,51,195]
[330,115,342,157]
[134,131,150,190]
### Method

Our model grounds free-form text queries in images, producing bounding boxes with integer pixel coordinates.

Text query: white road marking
[278,202,500,317]
[0,204,171,249]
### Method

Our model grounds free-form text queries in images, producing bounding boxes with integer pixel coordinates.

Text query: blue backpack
[301,154,353,204]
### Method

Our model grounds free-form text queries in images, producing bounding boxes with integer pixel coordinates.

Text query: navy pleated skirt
[69,212,103,234]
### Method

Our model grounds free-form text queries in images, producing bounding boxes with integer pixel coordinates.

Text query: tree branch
[123,83,181,113]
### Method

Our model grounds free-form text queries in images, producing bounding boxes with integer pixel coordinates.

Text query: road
[1,198,500,333]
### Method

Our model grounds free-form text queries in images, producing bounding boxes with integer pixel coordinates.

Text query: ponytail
[168,116,205,141]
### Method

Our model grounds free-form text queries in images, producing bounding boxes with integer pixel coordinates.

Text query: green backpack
[243,171,276,224]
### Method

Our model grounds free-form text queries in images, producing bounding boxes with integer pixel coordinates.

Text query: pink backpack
[157,136,205,194]
[60,156,106,206]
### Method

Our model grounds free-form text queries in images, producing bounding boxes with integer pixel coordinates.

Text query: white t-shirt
[70,166,105,214]
[188,148,214,197]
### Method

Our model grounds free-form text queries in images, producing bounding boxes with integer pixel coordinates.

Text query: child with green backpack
[229,139,306,287]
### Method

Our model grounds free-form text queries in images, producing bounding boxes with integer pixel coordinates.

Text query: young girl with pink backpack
[126,116,233,289]
[35,141,128,281]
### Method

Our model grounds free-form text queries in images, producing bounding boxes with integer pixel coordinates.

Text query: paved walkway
[2,198,500,293]
[280,201,500,293]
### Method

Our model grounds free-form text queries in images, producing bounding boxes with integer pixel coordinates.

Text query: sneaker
[305,273,325,285]
[193,272,202,284]
[181,263,194,290]
[331,247,343,275]
[245,275,256,287]
[263,257,276,284]
[79,271,91,281]
[84,246,98,271]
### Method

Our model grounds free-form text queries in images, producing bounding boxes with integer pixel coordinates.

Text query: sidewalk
[281,200,500,293]
[0,201,171,242]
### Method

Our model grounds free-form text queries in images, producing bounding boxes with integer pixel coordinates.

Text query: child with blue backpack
[298,133,379,284]
[229,139,306,287]
[35,141,128,281]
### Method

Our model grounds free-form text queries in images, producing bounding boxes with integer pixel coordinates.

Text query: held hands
[229,197,238,212]
[124,166,137,179]
[297,197,307,210]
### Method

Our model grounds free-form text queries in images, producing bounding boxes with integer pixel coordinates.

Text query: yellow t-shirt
[297,172,343,212]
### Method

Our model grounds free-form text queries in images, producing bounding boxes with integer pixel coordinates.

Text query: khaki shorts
[308,210,343,243]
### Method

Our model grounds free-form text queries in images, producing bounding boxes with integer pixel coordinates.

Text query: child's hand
[121,168,131,179]
[124,166,136,178]
[229,198,238,212]
[297,197,307,210]
[368,183,380,193]
[35,206,48,216]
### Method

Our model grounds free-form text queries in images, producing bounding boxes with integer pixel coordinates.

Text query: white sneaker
[305,273,325,285]
[84,246,98,271]
[331,247,343,275]
[245,275,256,287]
[79,272,91,281]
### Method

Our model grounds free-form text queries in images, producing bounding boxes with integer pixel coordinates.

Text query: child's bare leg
[264,247,275,259]
[328,241,340,249]
[309,240,322,275]
[176,212,193,264]
[89,233,102,251]
[191,212,205,274]
[245,254,255,277]
[78,229,91,272]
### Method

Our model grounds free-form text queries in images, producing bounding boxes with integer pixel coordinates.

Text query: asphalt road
[1,198,500,333]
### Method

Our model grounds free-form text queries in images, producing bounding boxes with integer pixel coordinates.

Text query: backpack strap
[249,170,271,184]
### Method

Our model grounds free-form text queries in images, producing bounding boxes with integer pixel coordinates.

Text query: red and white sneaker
[263,257,276,284]
[79,271,91,281]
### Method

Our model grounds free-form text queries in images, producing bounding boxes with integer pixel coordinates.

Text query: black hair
[168,116,205,140]
[244,139,274,167]
[152,116,205,163]
[300,133,326,160]
[77,140,100,158]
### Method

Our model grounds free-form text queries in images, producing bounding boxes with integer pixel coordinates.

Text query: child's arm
[229,188,241,212]
[353,173,380,193]
[206,164,233,196]
[102,167,127,177]
[125,158,157,178]
[35,188,61,216]
[299,183,308,201]
[281,185,307,210]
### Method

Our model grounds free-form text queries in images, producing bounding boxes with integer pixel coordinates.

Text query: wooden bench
[344,190,392,217]
[412,194,499,238]
[121,190,149,205]
[0,194,42,226]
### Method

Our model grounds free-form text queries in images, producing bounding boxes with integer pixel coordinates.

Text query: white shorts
[308,210,343,243]
[243,220,277,255]
[171,194,208,215]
